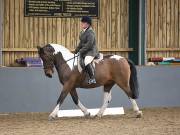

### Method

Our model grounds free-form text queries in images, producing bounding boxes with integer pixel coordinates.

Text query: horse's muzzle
[46,73,52,78]
[45,69,54,78]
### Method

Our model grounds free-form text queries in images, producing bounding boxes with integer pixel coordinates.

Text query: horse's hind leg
[95,83,114,118]
[70,89,90,117]
[117,82,142,118]
[129,98,143,118]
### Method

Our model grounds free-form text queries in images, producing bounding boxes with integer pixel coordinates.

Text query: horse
[37,43,143,120]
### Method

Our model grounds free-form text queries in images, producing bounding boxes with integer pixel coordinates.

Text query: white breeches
[84,56,94,66]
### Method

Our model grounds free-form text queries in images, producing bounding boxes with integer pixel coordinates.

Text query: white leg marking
[77,100,90,116]
[129,98,143,117]
[96,91,112,117]
[129,98,139,112]
[49,104,59,119]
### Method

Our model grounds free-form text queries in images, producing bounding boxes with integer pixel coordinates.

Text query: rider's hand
[74,48,78,54]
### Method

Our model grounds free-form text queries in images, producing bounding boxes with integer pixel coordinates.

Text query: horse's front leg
[95,84,114,118]
[70,89,90,117]
[49,82,73,120]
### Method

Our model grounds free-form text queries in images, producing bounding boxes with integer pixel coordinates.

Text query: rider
[74,16,99,84]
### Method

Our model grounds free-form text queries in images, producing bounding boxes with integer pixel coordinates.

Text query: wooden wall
[0,0,3,65]
[146,0,180,58]
[2,0,129,66]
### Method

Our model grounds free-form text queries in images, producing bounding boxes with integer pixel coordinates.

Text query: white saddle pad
[77,53,103,73]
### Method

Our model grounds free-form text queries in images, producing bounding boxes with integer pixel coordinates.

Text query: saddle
[78,53,103,73]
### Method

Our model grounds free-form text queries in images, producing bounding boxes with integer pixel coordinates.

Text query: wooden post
[0,0,4,66]
[128,0,139,65]
[138,0,146,65]
[129,0,146,65]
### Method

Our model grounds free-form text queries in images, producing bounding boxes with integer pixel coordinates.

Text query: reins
[66,53,79,68]
[65,54,79,63]
[52,53,79,69]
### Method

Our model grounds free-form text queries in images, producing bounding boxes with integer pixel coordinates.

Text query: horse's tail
[127,59,139,99]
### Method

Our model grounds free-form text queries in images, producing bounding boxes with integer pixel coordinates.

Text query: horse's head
[37,45,55,78]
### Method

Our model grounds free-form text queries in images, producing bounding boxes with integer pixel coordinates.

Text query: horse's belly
[79,82,102,89]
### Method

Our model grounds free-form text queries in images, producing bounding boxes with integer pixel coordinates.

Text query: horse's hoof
[136,111,143,118]
[84,112,91,118]
[94,114,103,118]
[48,115,56,121]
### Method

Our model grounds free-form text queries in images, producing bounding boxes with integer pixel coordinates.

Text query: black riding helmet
[81,16,92,25]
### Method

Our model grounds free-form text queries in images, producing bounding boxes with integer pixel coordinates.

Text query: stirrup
[88,78,96,84]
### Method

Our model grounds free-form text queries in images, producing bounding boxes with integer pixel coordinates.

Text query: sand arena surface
[0,108,180,135]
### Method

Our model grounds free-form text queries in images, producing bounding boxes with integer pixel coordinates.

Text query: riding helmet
[81,16,92,25]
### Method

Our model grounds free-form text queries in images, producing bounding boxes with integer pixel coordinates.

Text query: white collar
[83,27,88,32]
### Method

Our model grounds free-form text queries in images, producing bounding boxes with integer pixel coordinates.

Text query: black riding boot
[86,64,96,84]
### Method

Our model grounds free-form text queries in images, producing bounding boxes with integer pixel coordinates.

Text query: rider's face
[81,22,89,30]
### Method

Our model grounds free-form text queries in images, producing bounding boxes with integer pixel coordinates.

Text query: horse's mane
[50,44,73,56]
[49,44,77,70]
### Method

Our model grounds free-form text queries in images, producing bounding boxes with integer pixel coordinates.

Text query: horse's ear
[37,46,41,51]
[37,46,44,54]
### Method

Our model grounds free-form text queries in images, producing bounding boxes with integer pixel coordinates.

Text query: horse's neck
[54,53,70,83]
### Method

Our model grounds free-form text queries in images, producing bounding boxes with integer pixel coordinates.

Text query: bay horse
[37,44,142,120]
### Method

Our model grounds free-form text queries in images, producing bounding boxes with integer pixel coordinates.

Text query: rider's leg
[84,56,96,84]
